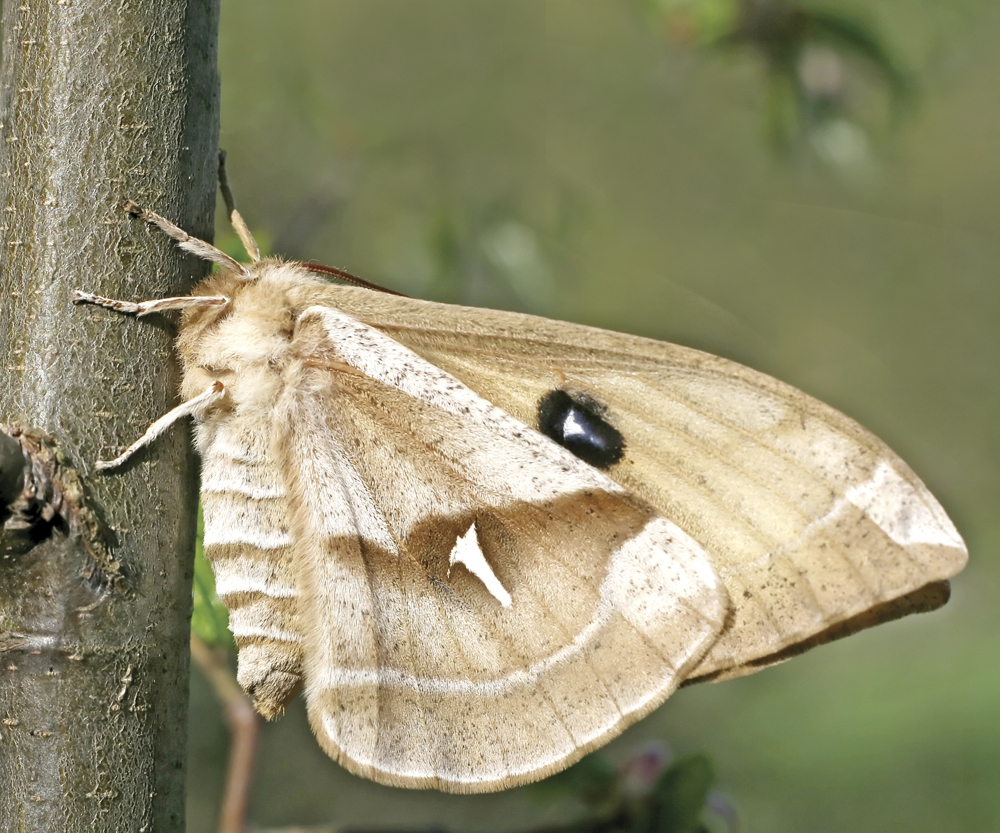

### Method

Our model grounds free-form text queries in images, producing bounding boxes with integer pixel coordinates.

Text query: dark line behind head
[304,262,408,297]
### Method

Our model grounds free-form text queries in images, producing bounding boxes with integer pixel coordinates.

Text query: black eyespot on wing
[537,389,624,469]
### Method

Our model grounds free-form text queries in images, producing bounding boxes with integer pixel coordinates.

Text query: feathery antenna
[123,200,251,277]
[218,150,262,263]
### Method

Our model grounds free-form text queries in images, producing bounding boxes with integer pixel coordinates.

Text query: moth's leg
[96,382,225,471]
[72,290,228,317]
[218,150,261,263]
[123,199,251,276]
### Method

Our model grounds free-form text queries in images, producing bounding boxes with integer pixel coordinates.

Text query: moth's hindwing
[196,284,728,792]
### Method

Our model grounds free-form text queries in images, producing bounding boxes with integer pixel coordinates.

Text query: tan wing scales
[268,303,727,791]
[315,285,967,681]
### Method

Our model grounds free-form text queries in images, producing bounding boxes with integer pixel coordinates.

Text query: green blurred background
[187,1,1000,830]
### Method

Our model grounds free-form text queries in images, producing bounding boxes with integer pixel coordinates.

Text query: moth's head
[125,197,396,358]
[175,259,307,379]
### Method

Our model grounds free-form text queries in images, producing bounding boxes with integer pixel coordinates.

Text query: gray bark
[0,0,220,830]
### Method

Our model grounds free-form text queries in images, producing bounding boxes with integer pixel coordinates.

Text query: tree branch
[0,0,220,829]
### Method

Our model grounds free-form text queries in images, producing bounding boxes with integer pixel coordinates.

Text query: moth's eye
[537,389,624,469]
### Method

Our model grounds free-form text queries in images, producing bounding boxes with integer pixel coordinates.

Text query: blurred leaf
[526,750,619,807]
[191,504,234,650]
[526,749,723,833]
[649,754,715,833]
[644,0,741,46]
[804,8,911,104]
[764,67,800,153]
[646,0,913,176]
[423,198,557,312]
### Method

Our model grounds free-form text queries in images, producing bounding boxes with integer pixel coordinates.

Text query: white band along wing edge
[846,461,964,549]
[312,515,723,699]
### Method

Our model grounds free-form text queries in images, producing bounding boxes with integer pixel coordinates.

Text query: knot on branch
[1,424,123,590]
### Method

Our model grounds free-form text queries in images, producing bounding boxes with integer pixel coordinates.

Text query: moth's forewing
[187,269,727,792]
[320,285,968,681]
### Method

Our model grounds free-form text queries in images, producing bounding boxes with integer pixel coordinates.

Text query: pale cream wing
[274,306,727,793]
[315,285,968,681]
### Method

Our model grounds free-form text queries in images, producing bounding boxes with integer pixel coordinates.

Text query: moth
[74,185,967,794]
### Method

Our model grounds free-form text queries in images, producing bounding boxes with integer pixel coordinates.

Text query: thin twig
[190,634,263,833]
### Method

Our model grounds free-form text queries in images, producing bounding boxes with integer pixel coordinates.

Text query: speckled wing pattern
[198,292,727,792]
[319,285,968,682]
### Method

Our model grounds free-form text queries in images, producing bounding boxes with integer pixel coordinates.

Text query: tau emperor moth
[73,173,967,794]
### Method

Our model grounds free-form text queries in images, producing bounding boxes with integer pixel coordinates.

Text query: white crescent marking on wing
[448,522,512,607]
